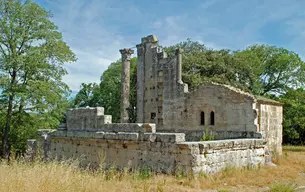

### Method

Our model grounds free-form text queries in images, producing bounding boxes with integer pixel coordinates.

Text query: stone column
[175,48,183,84]
[120,48,134,123]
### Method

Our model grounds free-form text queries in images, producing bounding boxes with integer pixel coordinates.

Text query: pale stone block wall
[27,107,272,175]
[258,103,283,155]
[159,83,259,141]
[47,129,269,174]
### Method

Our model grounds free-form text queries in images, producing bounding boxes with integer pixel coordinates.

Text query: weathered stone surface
[66,107,110,130]
[99,123,156,133]
[258,103,283,155]
[27,34,283,176]
[46,135,267,174]
[120,48,134,123]
[135,34,282,155]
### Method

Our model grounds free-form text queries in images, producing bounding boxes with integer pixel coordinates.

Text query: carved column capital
[120,48,134,55]
[120,48,134,62]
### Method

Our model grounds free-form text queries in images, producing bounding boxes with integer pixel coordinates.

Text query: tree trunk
[1,70,16,159]
[1,94,14,159]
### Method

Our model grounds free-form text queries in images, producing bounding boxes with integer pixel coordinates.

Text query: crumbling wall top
[66,107,111,130]
[141,35,158,44]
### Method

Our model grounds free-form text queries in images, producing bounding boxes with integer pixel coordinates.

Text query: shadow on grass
[283,145,305,152]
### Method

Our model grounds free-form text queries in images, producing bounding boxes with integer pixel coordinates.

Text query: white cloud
[39,0,137,92]
[36,0,305,92]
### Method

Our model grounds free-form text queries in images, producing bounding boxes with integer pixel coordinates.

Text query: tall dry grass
[0,146,304,192]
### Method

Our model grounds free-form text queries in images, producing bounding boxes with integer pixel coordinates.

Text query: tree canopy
[279,88,305,144]
[73,83,101,108]
[164,39,305,96]
[0,0,76,158]
[233,45,305,95]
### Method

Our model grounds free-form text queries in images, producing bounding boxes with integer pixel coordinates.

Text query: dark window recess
[151,112,156,120]
[158,118,163,125]
[158,106,162,113]
[200,111,205,125]
[210,111,215,125]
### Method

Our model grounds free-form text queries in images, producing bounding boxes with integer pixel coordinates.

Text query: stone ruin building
[27,35,283,175]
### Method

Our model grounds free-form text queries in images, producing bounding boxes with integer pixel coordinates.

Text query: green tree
[73,83,101,107]
[98,57,137,123]
[165,40,305,96]
[279,88,305,144]
[164,39,241,90]
[0,0,76,158]
[233,45,305,95]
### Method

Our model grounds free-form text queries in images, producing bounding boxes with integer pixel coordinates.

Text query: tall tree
[0,0,76,158]
[73,83,101,108]
[164,39,240,90]
[279,88,305,144]
[233,45,305,95]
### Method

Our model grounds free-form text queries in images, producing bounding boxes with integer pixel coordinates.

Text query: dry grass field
[0,145,305,192]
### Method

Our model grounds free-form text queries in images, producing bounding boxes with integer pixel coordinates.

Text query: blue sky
[35,0,305,94]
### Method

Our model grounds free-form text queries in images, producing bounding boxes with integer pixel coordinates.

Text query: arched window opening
[200,111,205,125]
[210,111,215,125]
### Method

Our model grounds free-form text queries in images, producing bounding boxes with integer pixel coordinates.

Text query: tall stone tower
[136,35,188,127]
[120,48,134,123]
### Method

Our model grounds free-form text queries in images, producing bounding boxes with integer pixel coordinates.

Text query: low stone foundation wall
[27,107,272,175]
[31,129,270,175]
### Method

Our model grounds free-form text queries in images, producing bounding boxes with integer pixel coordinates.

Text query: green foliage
[279,88,305,144]
[164,40,305,95]
[0,0,76,157]
[87,38,305,144]
[201,128,214,141]
[269,182,297,192]
[233,45,305,95]
[164,40,305,145]
[164,39,238,90]
[73,83,101,107]
[134,167,152,180]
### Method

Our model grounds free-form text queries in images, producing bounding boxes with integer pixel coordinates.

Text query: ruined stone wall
[258,103,283,155]
[136,35,159,123]
[136,35,187,127]
[160,83,259,141]
[136,35,260,141]
[28,107,271,175]
[48,130,269,174]
[135,35,282,156]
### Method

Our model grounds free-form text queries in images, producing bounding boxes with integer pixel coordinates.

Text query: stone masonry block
[66,107,112,130]
[155,133,185,143]
[99,123,156,133]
